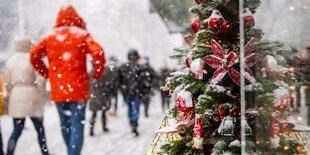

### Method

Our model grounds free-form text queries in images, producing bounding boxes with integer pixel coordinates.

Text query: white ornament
[263,55,278,70]
[270,135,280,149]
[218,116,235,136]
[273,86,290,107]
[186,58,207,79]
[177,91,193,108]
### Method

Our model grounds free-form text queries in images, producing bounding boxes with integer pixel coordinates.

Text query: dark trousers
[306,87,310,125]
[7,117,49,155]
[56,101,86,155]
[89,110,108,135]
[142,95,150,117]
[111,94,118,112]
[161,92,170,112]
[0,122,3,155]
[91,111,106,121]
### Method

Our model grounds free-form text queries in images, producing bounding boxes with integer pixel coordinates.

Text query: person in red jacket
[30,5,105,155]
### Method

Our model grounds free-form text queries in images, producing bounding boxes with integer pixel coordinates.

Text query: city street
[1,93,166,155]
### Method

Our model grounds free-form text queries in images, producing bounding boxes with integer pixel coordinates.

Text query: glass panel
[148,0,310,155]
[148,1,244,154]
[242,0,310,154]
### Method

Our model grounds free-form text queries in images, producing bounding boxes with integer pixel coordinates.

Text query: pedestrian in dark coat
[88,65,113,135]
[106,56,120,116]
[119,49,146,136]
[299,47,310,125]
[159,66,171,112]
[140,56,157,117]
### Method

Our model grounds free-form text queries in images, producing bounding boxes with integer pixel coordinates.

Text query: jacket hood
[54,5,86,29]
[14,36,33,53]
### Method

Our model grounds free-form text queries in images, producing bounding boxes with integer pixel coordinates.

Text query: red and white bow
[243,38,261,83]
[203,38,261,85]
[203,40,240,85]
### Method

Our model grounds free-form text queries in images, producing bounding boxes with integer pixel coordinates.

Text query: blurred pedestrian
[139,56,157,117]
[106,56,120,116]
[4,36,49,155]
[88,62,117,136]
[300,47,310,125]
[159,66,171,112]
[30,5,105,155]
[0,73,5,155]
[119,49,145,136]
[291,48,302,111]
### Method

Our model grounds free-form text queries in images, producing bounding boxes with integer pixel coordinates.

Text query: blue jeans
[124,98,141,123]
[56,101,86,155]
[7,117,49,155]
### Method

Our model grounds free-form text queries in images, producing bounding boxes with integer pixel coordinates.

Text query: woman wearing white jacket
[4,36,50,155]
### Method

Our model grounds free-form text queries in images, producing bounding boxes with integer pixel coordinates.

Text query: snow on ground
[1,93,169,155]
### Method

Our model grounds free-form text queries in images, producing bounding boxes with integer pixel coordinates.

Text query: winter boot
[89,118,95,136]
[102,118,109,132]
[131,122,139,137]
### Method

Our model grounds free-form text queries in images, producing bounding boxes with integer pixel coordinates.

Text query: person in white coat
[3,36,50,155]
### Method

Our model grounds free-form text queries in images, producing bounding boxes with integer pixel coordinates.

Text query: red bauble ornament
[208,10,225,30]
[175,91,194,112]
[208,10,230,37]
[191,17,200,33]
[194,0,204,5]
[243,8,255,28]
[214,22,230,37]
[219,105,225,117]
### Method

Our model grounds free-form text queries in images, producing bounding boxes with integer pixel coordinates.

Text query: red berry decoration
[208,10,225,30]
[186,57,192,68]
[175,91,194,112]
[191,17,200,33]
[243,8,255,28]
[194,0,204,5]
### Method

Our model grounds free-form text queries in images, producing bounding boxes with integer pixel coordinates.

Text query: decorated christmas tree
[147,0,307,154]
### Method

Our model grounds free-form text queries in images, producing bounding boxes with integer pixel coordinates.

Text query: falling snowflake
[64,110,72,116]
[62,52,72,61]
[56,34,67,42]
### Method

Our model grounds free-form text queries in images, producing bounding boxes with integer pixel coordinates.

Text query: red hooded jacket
[30,5,106,102]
